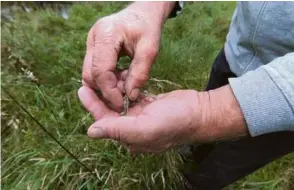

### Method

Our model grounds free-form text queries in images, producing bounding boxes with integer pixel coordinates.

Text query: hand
[82,2,176,111]
[78,85,248,153]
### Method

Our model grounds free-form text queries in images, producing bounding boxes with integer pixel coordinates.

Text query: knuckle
[94,18,107,31]
[106,126,119,140]
[132,72,149,84]
[92,71,115,88]
[109,126,128,143]
[91,64,104,79]
[92,17,123,55]
[82,72,91,83]
[95,16,111,27]
[148,47,159,58]
[143,44,159,58]
[94,18,117,40]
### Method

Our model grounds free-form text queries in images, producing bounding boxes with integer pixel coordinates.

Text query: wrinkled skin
[79,2,247,154]
[82,3,166,111]
[78,86,211,153]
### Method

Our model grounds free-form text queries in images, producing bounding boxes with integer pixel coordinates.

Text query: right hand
[82,2,175,111]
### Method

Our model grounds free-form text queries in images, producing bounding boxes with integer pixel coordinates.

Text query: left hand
[78,85,248,153]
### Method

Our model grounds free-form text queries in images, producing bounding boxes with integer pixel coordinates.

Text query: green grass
[1,2,293,190]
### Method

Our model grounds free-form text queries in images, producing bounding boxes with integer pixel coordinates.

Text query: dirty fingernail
[130,88,140,101]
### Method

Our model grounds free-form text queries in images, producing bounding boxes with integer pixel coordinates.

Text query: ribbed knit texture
[229,53,294,136]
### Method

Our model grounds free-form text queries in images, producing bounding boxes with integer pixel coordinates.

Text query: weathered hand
[82,2,175,111]
[78,85,248,153]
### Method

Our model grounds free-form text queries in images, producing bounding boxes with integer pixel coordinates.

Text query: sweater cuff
[229,67,294,136]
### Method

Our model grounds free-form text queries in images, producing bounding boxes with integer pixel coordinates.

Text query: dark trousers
[183,49,294,190]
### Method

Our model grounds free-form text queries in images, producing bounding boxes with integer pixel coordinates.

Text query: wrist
[210,85,249,140]
[200,85,248,142]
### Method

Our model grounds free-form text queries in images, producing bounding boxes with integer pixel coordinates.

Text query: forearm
[197,85,249,142]
[203,53,294,142]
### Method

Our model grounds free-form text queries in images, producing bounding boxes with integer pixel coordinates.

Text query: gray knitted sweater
[225,2,294,136]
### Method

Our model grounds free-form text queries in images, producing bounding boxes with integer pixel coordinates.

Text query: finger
[82,28,98,89]
[114,69,128,82]
[95,71,124,111]
[87,116,142,144]
[117,80,125,93]
[78,86,118,120]
[125,37,159,101]
[82,79,91,87]
[115,69,128,92]
[83,49,98,88]
[92,27,124,110]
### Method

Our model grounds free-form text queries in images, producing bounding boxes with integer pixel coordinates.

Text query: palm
[78,86,200,153]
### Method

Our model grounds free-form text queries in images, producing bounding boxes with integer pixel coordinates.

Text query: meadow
[1,2,293,189]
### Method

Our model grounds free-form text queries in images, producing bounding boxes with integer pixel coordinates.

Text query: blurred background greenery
[1,2,293,190]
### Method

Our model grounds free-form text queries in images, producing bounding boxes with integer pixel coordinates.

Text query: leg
[183,132,294,190]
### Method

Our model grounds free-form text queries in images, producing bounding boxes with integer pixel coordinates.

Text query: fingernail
[88,126,104,138]
[130,88,140,101]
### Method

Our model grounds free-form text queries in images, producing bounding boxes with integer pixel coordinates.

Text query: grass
[1,2,293,190]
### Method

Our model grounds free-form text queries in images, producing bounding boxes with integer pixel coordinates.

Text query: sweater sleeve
[228,52,294,136]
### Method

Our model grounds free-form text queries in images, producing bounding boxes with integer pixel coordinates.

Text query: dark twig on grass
[2,86,96,177]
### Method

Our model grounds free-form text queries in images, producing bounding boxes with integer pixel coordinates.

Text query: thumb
[125,38,159,101]
[87,116,140,143]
